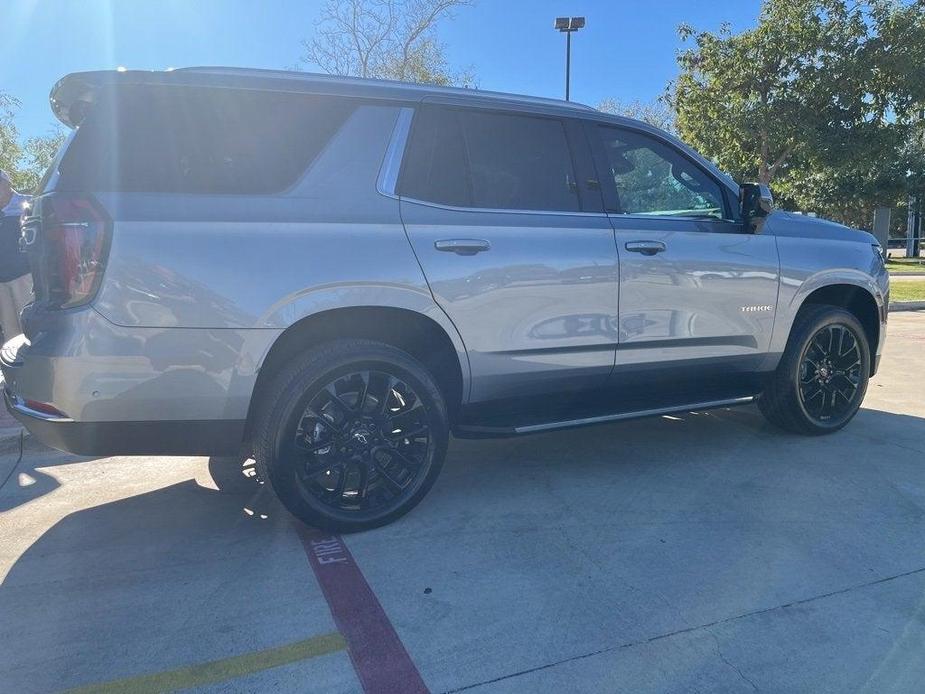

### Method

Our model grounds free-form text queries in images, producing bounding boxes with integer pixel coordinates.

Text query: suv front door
[590,123,780,402]
[395,104,618,402]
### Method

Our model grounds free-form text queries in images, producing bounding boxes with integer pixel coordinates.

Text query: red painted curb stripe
[296,524,429,694]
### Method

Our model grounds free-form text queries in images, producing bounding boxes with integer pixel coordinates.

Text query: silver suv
[1,68,889,531]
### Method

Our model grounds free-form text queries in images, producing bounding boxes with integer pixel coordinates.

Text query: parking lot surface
[2,311,924,693]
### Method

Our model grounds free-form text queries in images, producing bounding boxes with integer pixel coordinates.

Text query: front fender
[790,269,887,313]
[767,264,888,365]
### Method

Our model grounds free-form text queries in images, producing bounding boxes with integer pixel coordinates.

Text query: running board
[454,395,757,437]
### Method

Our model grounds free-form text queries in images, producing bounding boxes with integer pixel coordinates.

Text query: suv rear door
[588,122,780,400]
[395,103,618,402]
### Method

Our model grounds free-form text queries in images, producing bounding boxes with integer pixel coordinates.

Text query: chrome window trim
[608,212,741,224]
[383,104,607,217]
[399,195,609,218]
[376,106,414,198]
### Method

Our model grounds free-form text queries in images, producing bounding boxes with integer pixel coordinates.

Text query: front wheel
[759,305,870,435]
[254,339,449,532]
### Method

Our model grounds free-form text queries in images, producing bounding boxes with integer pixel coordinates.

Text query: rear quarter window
[58,86,354,194]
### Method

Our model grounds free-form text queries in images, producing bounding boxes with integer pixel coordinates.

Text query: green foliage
[671,0,925,228]
[18,130,67,193]
[0,92,23,186]
[301,0,475,86]
[0,90,65,194]
[596,97,676,133]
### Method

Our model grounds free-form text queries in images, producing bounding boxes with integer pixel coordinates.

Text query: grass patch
[891,281,925,302]
[887,258,925,273]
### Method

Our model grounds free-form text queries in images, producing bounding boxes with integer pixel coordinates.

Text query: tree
[0,90,66,193]
[300,0,475,86]
[671,0,925,227]
[0,92,23,184]
[597,97,676,133]
[17,130,67,193]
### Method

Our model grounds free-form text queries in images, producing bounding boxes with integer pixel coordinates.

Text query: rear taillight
[38,195,111,309]
[23,399,70,419]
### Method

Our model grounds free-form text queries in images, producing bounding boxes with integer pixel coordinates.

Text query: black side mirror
[739,182,774,232]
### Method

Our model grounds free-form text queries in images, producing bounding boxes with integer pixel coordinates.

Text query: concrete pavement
[0,407,22,445]
[1,311,924,692]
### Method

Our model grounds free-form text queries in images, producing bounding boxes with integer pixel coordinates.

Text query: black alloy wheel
[758,305,871,435]
[255,339,449,532]
[797,324,864,424]
[287,369,433,514]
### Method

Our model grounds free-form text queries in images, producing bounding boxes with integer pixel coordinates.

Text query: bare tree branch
[300,0,474,86]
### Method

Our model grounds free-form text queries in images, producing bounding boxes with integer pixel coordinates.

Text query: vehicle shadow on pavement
[1,405,925,692]
[0,435,69,513]
[0,454,320,693]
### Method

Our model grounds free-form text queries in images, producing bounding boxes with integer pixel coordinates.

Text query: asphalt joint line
[443,563,925,693]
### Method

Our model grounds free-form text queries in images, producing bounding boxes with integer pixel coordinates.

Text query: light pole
[554,16,585,101]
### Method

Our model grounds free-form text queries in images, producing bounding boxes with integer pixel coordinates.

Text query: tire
[254,339,449,532]
[758,305,870,435]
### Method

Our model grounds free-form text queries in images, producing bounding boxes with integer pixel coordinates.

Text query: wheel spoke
[356,371,370,414]
[296,437,337,455]
[800,361,819,383]
[305,406,344,435]
[832,374,858,399]
[372,459,405,493]
[802,383,825,405]
[325,384,356,417]
[304,458,336,477]
[375,374,397,415]
[380,445,422,470]
[387,425,429,440]
[356,463,371,503]
[329,465,348,500]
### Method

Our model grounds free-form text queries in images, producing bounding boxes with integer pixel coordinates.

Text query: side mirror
[739,182,774,231]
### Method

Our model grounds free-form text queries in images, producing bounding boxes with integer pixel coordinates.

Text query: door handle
[434,239,491,255]
[624,240,666,256]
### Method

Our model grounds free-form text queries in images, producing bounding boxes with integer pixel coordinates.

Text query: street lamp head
[554,16,585,32]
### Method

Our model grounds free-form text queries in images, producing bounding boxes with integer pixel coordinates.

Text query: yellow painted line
[65,632,347,694]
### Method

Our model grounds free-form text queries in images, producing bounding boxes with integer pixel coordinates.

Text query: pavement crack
[442,564,925,693]
[710,630,759,691]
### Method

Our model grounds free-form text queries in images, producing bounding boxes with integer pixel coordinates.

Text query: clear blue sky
[1,0,763,140]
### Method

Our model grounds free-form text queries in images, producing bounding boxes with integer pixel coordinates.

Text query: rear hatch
[26,69,356,328]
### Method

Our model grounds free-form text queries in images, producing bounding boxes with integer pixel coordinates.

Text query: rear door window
[399,106,582,212]
[58,86,354,194]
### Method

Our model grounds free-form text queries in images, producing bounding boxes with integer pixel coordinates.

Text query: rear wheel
[255,339,448,532]
[759,305,870,435]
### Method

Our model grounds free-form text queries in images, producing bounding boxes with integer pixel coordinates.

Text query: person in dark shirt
[0,170,32,342]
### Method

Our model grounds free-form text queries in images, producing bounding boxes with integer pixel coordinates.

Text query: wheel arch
[796,282,882,376]
[244,303,469,444]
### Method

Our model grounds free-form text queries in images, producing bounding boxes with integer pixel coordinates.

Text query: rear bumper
[3,386,244,455]
[1,306,273,455]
